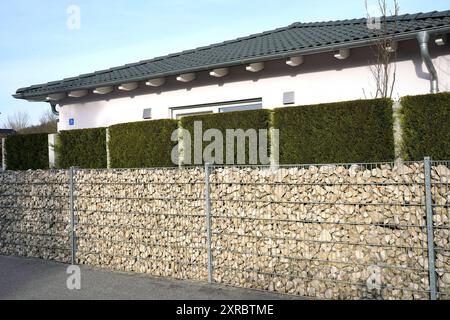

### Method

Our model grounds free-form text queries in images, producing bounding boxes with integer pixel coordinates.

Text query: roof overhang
[13,25,450,101]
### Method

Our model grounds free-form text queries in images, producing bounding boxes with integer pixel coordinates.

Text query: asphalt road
[0,255,299,300]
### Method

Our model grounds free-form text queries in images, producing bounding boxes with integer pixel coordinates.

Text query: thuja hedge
[109,119,178,168]
[5,133,49,170]
[273,98,395,164]
[401,92,450,161]
[180,109,271,165]
[58,128,107,169]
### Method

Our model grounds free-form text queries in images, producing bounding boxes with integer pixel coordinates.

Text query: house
[13,10,450,132]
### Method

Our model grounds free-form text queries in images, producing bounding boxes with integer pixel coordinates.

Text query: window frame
[170,98,263,119]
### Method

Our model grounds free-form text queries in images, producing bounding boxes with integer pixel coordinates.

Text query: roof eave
[14,25,450,100]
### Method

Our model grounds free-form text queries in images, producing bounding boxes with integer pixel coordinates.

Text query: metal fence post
[424,157,437,300]
[2,138,6,171]
[106,128,111,169]
[205,163,213,284]
[69,166,77,265]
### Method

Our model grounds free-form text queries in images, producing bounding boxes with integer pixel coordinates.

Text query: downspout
[50,103,59,116]
[417,31,439,94]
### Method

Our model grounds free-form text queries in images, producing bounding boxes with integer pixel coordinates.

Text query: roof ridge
[76,9,450,80]
[290,9,450,27]
[36,9,450,85]
[15,9,450,95]
[36,22,300,85]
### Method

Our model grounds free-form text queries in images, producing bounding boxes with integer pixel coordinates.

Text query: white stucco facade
[56,40,450,131]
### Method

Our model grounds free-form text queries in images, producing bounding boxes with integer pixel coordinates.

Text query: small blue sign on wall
[69,118,75,126]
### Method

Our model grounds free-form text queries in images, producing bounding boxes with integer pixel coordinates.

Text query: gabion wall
[74,168,208,282]
[210,163,449,300]
[0,162,448,300]
[0,170,70,262]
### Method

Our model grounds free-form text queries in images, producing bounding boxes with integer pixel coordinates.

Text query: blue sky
[1,0,449,126]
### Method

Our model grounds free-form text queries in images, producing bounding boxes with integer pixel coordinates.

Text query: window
[219,103,262,113]
[171,98,262,119]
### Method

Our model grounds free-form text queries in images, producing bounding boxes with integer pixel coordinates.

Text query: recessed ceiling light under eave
[386,41,398,53]
[93,86,114,95]
[118,82,138,91]
[286,56,304,67]
[176,73,196,82]
[435,35,447,46]
[145,78,166,87]
[46,93,67,101]
[210,68,229,77]
[25,95,47,102]
[334,48,350,60]
[246,62,265,72]
[68,90,88,98]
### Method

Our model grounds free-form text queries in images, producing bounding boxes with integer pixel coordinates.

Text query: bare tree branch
[5,111,30,132]
[365,0,399,99]
[4,109,58,134]
[20,109,58,134]
[39,109,58,126]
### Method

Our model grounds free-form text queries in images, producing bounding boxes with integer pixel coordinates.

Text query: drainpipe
[417,31,439,94]
[50,103,59,116]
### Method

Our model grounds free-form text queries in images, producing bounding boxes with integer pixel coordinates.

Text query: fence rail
[0,158,449,300]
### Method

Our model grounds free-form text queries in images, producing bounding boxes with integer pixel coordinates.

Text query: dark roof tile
[15,10,450,98]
